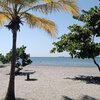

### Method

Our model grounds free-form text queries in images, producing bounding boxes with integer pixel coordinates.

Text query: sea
[31,57,100,67]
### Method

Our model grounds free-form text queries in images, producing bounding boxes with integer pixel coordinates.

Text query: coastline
[0,65,100,100]
[30,64,97,68]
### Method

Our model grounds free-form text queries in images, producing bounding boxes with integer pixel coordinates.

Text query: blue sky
[0,0,100,57]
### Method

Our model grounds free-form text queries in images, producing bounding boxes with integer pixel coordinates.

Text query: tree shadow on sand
[64,75,100,85]
[0,65,7,68]
[82,95,99,100]
[6,70,36,76]
[25,78,38,81]
[63,95,99,100]
[1,98,27,100]
[16,98,27,100]
[63,96,74,100]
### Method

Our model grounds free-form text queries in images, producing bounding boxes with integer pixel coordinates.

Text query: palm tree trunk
[5,30,17,100]
[92,57,100,72]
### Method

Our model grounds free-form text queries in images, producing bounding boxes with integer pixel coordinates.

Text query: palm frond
[0,1,12,14]
[20,0,39,10]
[23,13,56,37]
[43,0,53,3]
[6,0,38,6]
[6,0,23,4]
[0,13,9,26]
[12,0,39,13]
[29,0,78,16]
[59,0,79,16]
[24,0,39,6]
[30,2,61,14]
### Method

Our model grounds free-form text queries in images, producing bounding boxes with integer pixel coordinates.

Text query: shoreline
[0,63,97,68]
[30,64,97,68]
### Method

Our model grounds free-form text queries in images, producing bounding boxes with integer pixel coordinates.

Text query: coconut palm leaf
[0,12,10,25]
[59,0,78,16]
[6,0,38,6]
[24,13,56,36]
[6,0,23,4]
[43,0,53,3]
[0,1,11,12]
[26,0,78,15]
[29,2,62,13]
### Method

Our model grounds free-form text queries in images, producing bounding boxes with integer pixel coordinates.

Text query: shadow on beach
[63,95,99,100]
[16,98,27,100]
[0,65,7,68]
[25,78,38,81]
[1,98,27,100]
[63,96,74,100]
[64,75,100,85]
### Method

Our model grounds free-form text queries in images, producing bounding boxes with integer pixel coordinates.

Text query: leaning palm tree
[0,0,78,100]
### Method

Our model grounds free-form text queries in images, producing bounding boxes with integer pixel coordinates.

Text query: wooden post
[27,73,30,80]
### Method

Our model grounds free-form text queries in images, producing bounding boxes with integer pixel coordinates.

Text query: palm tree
[0,0,78,100]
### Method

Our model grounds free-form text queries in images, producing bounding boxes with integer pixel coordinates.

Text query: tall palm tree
[0,0,78,100]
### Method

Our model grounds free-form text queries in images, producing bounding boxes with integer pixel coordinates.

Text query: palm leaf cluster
[0,0,78,36]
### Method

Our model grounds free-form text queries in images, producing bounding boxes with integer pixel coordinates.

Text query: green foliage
[51,5,100,68]
[0,45,32,67]
[16,45,32,67]
[0,52,11,64]
[73,6,100,36]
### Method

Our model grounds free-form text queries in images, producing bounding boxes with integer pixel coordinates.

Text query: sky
[0,0,100,57]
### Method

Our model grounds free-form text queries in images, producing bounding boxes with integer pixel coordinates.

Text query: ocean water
[31,57,100,67]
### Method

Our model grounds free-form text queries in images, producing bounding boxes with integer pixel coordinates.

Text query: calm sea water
[31,57,100,67]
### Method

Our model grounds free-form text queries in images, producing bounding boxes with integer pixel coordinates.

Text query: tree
[51,6,100,71]
[14,45,32,75]
[0,0,78,99]
[0,45,32,75]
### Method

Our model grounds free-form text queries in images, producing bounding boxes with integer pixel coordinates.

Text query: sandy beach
[0,65,100,100]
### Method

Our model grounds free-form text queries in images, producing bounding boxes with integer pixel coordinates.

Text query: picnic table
[26,71,36,80]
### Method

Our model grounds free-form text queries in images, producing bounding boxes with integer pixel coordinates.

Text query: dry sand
[0,64,100,100]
